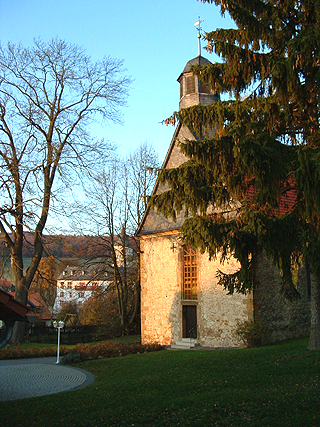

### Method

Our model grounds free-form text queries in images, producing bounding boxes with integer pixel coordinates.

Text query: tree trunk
[10,321,28,344]
[10,275,28,344]
[307,276,320,350]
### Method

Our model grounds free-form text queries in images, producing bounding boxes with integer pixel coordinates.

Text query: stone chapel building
[137,54,310,348]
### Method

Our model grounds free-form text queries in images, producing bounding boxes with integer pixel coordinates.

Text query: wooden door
[182,305,197,338]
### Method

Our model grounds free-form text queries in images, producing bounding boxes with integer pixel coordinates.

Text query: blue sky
[0,0,233,162]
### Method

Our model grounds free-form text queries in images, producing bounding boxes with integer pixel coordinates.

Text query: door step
[170,338,199,349]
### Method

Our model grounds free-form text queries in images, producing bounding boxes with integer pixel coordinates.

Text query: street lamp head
[58,320,65,328]
[53,320,57,328]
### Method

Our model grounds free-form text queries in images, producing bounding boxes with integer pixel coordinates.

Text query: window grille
[183,246,197,300]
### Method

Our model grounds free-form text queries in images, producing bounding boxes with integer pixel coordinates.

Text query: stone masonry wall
[197,255,253,347]
[166,126,194,168]
[140,236,310,347]
[140,233,181,345]
[140,125,199,236]
[254,254,310,343]
[140,233,252,347]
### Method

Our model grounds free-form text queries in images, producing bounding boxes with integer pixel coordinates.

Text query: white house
[53,264,109,315]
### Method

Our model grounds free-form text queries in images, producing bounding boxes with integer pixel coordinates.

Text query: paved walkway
[0,357,95,402]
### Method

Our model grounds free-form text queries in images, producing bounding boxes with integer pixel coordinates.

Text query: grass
[109,334,141,344]
[4,341,59,349]
[1,337,319,427]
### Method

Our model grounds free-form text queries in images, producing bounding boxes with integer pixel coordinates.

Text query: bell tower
[177,18,219,110]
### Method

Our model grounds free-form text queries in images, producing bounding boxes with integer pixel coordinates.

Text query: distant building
[1,287,52,327]
[53,265,110,315]
[0,279,15,293]
[28,292,52,326]
[0,288,33,347]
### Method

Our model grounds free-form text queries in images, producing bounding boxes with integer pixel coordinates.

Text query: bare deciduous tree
[75,142,159,335]
[0,38,131,342]
[128,141,160,227]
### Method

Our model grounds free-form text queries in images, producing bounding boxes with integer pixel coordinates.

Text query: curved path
[0,357,95,402]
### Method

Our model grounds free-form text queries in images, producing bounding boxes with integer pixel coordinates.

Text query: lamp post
[53,320,65,364]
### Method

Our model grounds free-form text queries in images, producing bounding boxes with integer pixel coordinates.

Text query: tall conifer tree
[150,1,320,349]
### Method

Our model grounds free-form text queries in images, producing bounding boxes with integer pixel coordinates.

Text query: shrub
[0,340,162,361]
[61,341,164,364]
[234,319,268,347]
[60,352,82,364]
[0,345,68,360]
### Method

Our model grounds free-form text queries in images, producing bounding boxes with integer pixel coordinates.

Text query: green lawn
[1,338,319,427]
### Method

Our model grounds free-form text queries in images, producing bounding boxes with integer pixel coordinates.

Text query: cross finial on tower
[194,17,204,56]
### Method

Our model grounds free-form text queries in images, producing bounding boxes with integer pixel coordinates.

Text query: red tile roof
[0,279,14,291]
[0,288,30,321]
[9,291,52,321]
[28,292,52,321]
[278,189,297,215]
[244,183,296,216]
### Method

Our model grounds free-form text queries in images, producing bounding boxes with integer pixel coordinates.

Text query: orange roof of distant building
[28,292,52,321]
[0,279,14,291]
[9,291,52,321]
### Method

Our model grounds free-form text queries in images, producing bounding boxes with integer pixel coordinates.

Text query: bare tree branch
[0,38,131,342]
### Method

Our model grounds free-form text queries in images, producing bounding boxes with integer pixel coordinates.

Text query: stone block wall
[166,126,194,168]
[140,233,181,345]
[197,255,253,347]
[254,254,310,343]
[140,233,252,347]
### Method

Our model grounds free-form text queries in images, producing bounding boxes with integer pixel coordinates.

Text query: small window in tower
[199,81,211,94]
[185,76,196,95]
[182,246,197,300]
[180,79,184,98]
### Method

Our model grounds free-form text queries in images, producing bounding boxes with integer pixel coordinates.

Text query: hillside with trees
[0,233,111,260]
